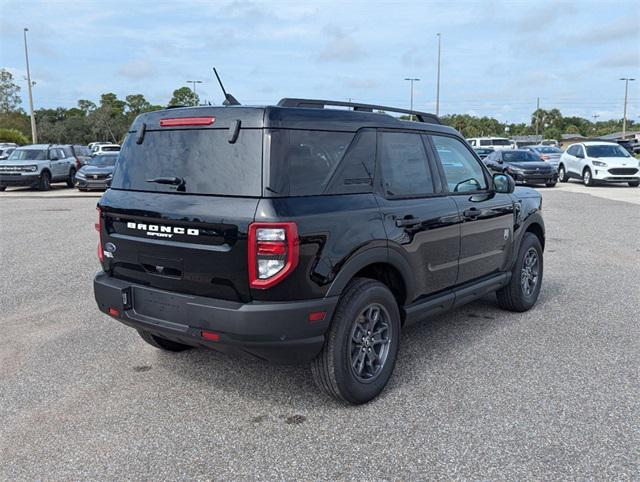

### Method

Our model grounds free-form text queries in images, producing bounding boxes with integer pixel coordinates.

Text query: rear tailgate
[99,107,265,303]
[100,190,258,302]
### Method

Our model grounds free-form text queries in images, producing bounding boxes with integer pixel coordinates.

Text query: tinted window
[8,149,47,161]
[111,129,262,196]
[379,131,434,196]
[537,146,561,154]
[102,146,120,152]
[268,130,354,196]
[567,145,577,156]
[492,139,511,146]
[480,140,491,146]
[503,151,540,162]
[324,130,375,194]
[586,144,630,158]
[432,135,488,192]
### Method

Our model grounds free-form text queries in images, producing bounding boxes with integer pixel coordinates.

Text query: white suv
[0,144,77,191]
[466,137,513,151]
[558,142,640,187]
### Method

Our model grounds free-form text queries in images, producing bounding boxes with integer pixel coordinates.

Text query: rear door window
[378,131,435,197]
[111,129,262,196]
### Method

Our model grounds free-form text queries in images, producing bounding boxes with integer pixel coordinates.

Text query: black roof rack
[277,98,441,125]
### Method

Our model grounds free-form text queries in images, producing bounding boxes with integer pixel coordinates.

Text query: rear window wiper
[146,176,186,192]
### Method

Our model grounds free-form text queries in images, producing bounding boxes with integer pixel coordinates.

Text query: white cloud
[117,60,156,80]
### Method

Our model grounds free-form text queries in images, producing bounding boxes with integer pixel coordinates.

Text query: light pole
[186,80,203,106]
[620,77,635,139]
[404,77,420,116]
[23,28,37,143]
[435,33,441,116]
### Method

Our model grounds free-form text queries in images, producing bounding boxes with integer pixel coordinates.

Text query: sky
[0,0,638,123]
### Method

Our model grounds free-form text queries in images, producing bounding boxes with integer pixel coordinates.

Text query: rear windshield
[111,129,262,196]
[503,151,540,162]
[8,149,47,161]
[101,146,120,152]
[586,145,630,158]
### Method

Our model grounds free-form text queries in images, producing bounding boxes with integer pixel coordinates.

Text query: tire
[629,180,639,187]
[137,330,193,352]
[545,181,556,187]
[496,232,543,312]
[0,186,6,191]
[582,167,593,186]
[558,164,568,183]
[67,168,76,187]
[38,171,51,191]
[311,278,401,404]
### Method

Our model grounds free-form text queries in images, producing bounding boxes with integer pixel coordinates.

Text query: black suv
[94,99,545,404]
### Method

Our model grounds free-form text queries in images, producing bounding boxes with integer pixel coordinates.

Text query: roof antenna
[213,67,240,106]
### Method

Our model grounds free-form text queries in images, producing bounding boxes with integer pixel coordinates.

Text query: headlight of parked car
[507,165,523,172]
[26,165,38,172]
[75,171,86,179]
[592,160,607,167]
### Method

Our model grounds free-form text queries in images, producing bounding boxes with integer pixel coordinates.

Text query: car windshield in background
[537,146,561,153]
[492,139,511,146]
[8,149,47,161]
[111,129,262,196]
[88,155,118,167]
[586,145,630,158]
[503,151,540,162]
[102,146,120,152]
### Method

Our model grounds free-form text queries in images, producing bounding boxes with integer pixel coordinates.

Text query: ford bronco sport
[94,99,545,404]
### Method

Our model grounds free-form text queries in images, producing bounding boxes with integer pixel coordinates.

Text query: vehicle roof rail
[277,98,441,124]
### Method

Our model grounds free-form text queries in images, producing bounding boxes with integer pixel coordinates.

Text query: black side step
[403,272,511,326]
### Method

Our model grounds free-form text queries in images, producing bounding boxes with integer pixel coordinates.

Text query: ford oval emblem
[105,242,117,253]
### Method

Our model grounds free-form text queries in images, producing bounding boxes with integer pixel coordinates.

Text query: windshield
[537,146,561,154]
[111,129,262,196]
[88,155,118,167]
[8,149,47,161]
[503,151,540,162]
[586,145,630,158]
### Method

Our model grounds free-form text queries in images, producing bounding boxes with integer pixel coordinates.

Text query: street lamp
[23,28,37,143]
[620,77,636,139]
[186,80,203,106]
[404,77,420,116]
[435,33,441,116]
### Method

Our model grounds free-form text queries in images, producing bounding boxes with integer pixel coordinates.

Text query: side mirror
[493,173,515,193]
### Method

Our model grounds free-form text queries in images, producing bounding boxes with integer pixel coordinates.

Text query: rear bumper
[0,174,40,186]
[94,271,337,364]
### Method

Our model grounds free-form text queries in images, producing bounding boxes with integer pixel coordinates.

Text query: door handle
[395,216,422,228]
[463,207,481,219]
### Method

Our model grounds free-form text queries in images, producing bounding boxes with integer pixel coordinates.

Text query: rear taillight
[96,207,104,263]
[75,157,82,169]
[159,117,215,127]
[248,222,298,289]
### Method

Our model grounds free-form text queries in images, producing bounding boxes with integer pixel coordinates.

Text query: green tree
[0,127,29,145]
[77,99,96,115]
[168,87,199,107]
[0,68,22,113]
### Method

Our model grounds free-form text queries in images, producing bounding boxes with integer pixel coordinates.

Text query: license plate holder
[133,288,185,323]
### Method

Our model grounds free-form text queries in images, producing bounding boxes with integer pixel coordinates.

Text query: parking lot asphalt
[1,186,638,479]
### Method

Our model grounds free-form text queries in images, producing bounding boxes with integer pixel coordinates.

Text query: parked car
[75,153,118,191]
[473,147,494,159]
[558,142,640,187]
[67,144,92,169]
[484,149,558,187]
[0,146,16,160]
[89,141,112,151]
[0,144,77,191]
[466,137,513,150]
[540,139,559,147]
[523,145,563,170]
[92,144,120,156]
[616,139,635,155]
[94,98,546,404]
